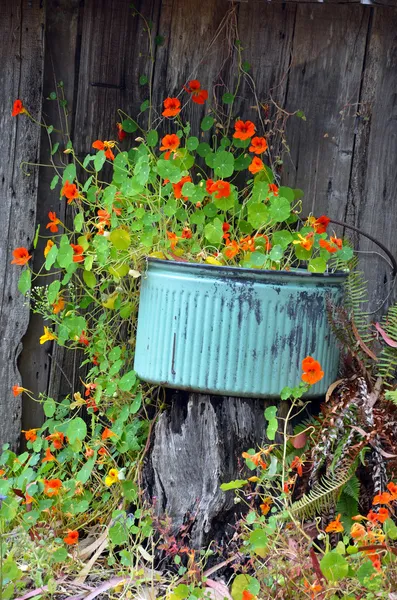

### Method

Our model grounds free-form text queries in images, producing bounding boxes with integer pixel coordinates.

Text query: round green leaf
[320,551,349,582]
[247,203,269,229]
[201,115,215,131]
[156,159,182,183]
[186,136,199,151]
[204,218,223,245]
[18,269,31,296]
[119,370,137,391]
[308,257,327,273]
[231,575,260,600]
[94,150,106,172]
[222,92,234,104]
[83,270,97,289]
[278,186,295,202]
[109,228,131,250]
[66,417,87,444]
[214,151,234,177]
[121,119,138,133]
[197,143,212,157]
[268,197,291,222]
[146,130,158,147]
[272,230,292,249]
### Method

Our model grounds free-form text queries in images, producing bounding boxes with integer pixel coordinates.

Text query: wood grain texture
[345,7,397,314]
[0,0,45,448]
[283,4,370,223]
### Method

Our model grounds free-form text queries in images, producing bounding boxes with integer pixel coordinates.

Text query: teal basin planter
[134,259,347,398]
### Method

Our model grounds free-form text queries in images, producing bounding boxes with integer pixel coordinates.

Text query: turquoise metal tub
[134,259,347,398]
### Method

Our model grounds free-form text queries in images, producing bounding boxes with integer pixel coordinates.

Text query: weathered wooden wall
[1,0,397,447]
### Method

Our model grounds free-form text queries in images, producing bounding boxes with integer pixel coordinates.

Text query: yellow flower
[105,468,119,487]
[44,240,55,258]
[39,326,57,344]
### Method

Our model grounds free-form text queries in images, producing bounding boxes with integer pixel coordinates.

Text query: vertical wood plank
[0,0,45,448]
[346,7,397,314]
[283,5,369,222]
[19,0,82,432]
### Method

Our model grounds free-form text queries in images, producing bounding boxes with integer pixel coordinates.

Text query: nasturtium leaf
[66,417,87,444]
[320,551,349,582]
[43,397,56,417]
[108,264,129,280]
[186,136,199,151]
[294,244,312,261]
[83,175,93,192]
[234,154,251,171]
[251,180,269,203]
[336,246,354,261]
[139,74,148,85]
[103,184,117,210]
[222,92,234,104]
[272,230,292,249]
[172,148,194,171]
[255,165,274,184]
[121,118,138,133]
[130,393,142,414]
[247,203,269,229]
[51,142,59,156]
[47,280,61,304]
[113,152,130,184]
[119,370,137,391]
[268,245,284,262]
[109,521,129,545]
[242,60,251,72]
[201,115,215,131]
[83,270,96,289]
[238,220,253,235]
[308,257,327,273]
[196,142,212,157]
[233,137,250,149]
[220,479,247,491]
[52,547,68,562]
[94,150,106,172]
[156,159,181,183]
[249,529,268,550]
[18,269,31,296]
[76,455,96,484]
[384,518,397,540]
[74,212,84,233]
[214,193,235,212]
[50,175,59,190]
[204,218,223,245]
[356,560,377,586]
[189,210,206,225]
[294,188,304,200]
[264,405,278,440]
[248,251,267,268]
[140,99,150,112]
[278,186,294,203]
[231,575,260,600]
[268,197,291,222]
[213,150,234,178]
[109,228,131,250]
[62,163,76,184]
[57,241,73,268]
[146,130,158,147]
[203,203,218,218]
[45,243,58,271]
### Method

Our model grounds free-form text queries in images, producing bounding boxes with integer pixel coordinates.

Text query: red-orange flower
[97,209,111,227]
[206,179,214,194]
[42,447,56,463]
[367,508,389,524]
[101,427,116,441]
[233,120,256,140]
[46,212,61,233]
[61,180,79,204]
[387,482,397,498]
[268,183,278,196]
[71,243,84,263]
[367,552,382,572]
[45,431,65,450]
[301,356,324,385]
[209,180,231,199]
[248,157,264,174]
[325,513,344,533]
[330,236,343,250]
[12,99,27,117]
[181,228,192,239]
[43,478,62,496]
[350,523,366,539]
[224,239,239,260]
[13,385,26,397]
[185,80,208,105]
[92,140,115,160]
[319,239,338,254]
[313,215,330,234]
[242,591,255,600]
[259,498,272,516]
[162,97,181,117]
[116,122,126,141]
[160,134,180,153]
[79,331,89,346]
[172,175,192,200]
[64,529,79,545]
[249,136,268,154]
[11,247,31,266]
[167,231,178,250]
[372,491,393,505]
[23,429,38,442]
[52,297,65,314]
[240,236,255,252]
[290,456,304,478]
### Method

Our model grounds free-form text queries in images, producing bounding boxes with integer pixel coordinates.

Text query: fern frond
[290,464,354,520]
[376,304,397,384]
[342,474,360,502]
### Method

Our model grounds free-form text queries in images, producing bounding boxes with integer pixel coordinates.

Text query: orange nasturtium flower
[249,136,268,154]
[184,80,208,105]
[11,247,31,266]
[268,183,279,195]
[92,140,115,160]
[308,215,330,234]
[290,455,304,477]
[43,478,62,496]
[242,591,256,600]
[160,134,180,154]
[242,450,267,470]
[22,428,38,442]
[209,180,231,199]
[13,385,27,397]
[46,211,61,233]
[116,122,126,141]
[301,356,324,385]
[71,243,84,263]
[248,157,264,174]
[233,120,256,140]
[372,491,393,505]
[181,228,192,239]
[350,523,367,540]
[240,236,256,252]
[97,209,111,227]
[224,239,239,260]
[319,238,338,254]
[172,175,192,200]
[42,447,56,463]
[52,296,65,314]
[387,481,397,498]
[162,97,181,117]
[12,99,27,117]
[45,431,65,450]
[304,580,323,598]
[101,427,116,441]
[330,236,343,250]
[44,240,55,258]
[260,497,272,516]
[61,180,79,203]
[367,508,389,524]
[167,231,178,250]
[293,233,313,252]
[64,530,79,545]
[325,513,344,533]
[40,326,57,345]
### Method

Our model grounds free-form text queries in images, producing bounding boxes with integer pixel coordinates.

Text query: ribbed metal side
[134,260,346,398]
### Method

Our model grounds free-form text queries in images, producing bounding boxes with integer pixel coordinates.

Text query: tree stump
[143,390,290,549]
